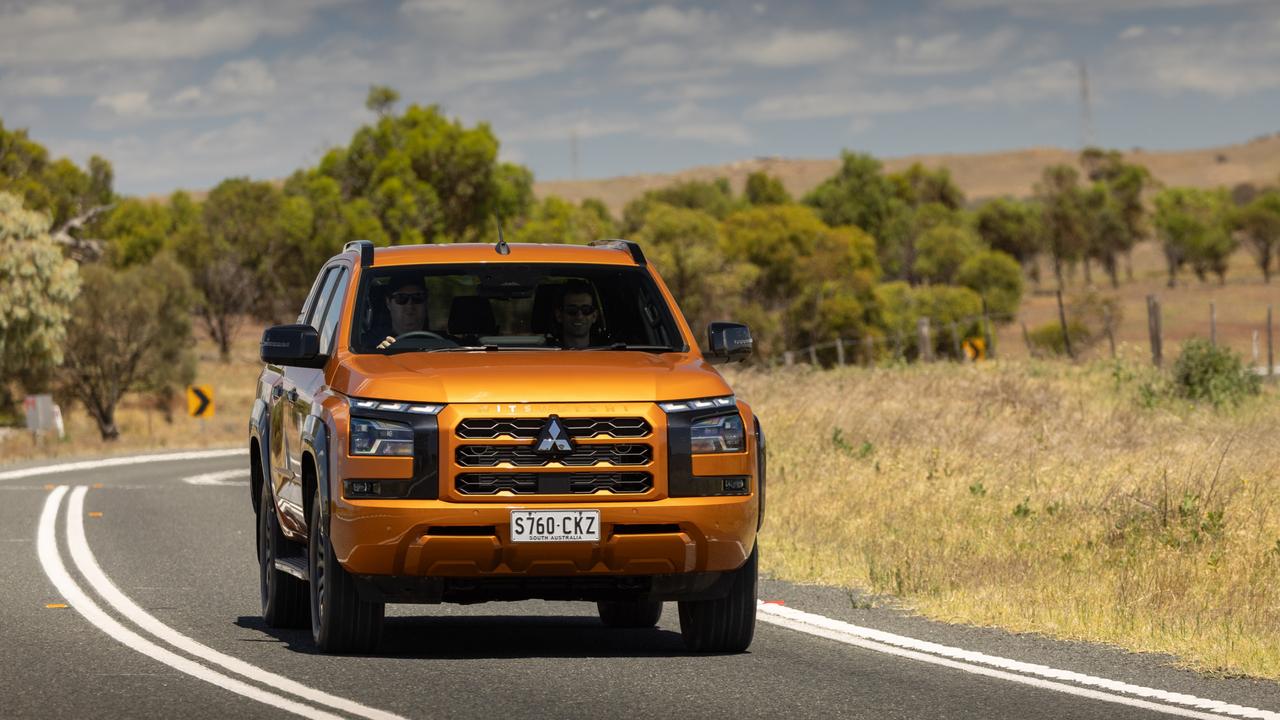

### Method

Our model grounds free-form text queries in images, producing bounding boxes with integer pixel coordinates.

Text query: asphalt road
[3,450,1279,720]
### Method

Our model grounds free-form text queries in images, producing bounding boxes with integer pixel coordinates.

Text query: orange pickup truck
[249,239,764,653]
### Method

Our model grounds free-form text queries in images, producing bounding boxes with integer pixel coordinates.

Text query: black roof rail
[589,239,646,266]
[344,239,374,267]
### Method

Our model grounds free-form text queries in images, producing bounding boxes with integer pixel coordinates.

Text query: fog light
[345,480,378,498]
[722,477,748,493]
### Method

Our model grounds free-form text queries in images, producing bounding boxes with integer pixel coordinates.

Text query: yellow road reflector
[186,385,215,418]
[88,511,103,518]
[44,484,55,490]
[92,483,104,489]
[45,603,68,609]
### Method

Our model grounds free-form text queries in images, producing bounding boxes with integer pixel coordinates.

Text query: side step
[274,556,309,581]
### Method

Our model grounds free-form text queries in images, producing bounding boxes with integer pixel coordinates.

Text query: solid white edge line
[1,448,246,482]
[37,486,343,720]
[757,602,1279,720]
[66,486,407,720]
[182,469,251,486]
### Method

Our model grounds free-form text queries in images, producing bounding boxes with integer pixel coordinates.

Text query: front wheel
[597,599,663,628]
[308,491,384,654]
[258,481,307,628]
[678,546,757,653]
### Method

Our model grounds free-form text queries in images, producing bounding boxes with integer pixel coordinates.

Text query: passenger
[376,278,428,349]
[553,280,599,349]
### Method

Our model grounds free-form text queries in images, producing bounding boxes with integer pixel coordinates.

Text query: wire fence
[764,310,1017,368]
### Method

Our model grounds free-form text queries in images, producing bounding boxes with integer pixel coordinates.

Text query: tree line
[4,85,1280,440]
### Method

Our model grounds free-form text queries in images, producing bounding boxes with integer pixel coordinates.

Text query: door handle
[287,388,299,403]
[271,385,283,400]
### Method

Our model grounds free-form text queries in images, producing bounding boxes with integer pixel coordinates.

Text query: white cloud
[0,73,70,96]
[634,5,710,35]
[748,60,1077,119]
[937,0,1256,15]
[0,2,326,65]
[741,29,857,67]
[1119,25,1147,39]
[93,91,152,117]
[1104,19,1280,97]
[211,59,277,97]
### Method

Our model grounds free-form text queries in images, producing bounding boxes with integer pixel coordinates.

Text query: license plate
[510,509,600,542]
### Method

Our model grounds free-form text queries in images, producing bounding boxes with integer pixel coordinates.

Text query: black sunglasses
[562,303,596,317]
[390,292,427,306]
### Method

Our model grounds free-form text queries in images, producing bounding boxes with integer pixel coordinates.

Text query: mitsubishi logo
[534,415,575,455]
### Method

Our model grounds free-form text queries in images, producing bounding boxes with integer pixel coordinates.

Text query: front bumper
[330,495,757,577]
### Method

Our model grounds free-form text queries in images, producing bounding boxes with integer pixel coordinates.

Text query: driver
[376,278,428,349]
[553,280,599,349]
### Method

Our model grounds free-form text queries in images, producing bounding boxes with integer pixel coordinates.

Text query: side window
[317,269,349,353]
[306,268,341,330]
[299,268,335,324]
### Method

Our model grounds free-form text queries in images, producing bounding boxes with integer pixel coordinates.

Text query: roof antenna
[494,216,510,255]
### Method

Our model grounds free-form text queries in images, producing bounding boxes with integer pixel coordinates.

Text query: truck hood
[329,351,732,404]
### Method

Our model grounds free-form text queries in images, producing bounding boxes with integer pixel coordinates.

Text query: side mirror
[261,324,326,368]
[707,322,752,364]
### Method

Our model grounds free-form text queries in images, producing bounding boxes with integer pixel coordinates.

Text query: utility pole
[1078,61,1095,150]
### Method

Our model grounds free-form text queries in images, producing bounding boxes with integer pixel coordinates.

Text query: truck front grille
[455,444,651,467]
[456,417,650,440]
[455,471,652,495]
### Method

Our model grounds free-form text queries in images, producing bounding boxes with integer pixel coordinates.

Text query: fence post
[917,318,933,362]
[1253,330,1260,365]
[1259,303,1269,379]
[949,321,962,361]
[1056,289,1074,360]
[863,336,874,366]
[1210,301,1217,346]
[1103,305,1116,359]
[784,350,794,367]
[981,297,995,360]
[1147,295,1163,367]
[808,345,818,365]
[895,331,905,360]
[835,337,845,366]
[1021,322,1033,358]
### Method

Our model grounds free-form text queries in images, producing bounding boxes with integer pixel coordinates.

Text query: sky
[1,0,1278,196]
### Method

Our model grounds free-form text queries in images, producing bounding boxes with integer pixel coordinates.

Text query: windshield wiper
[575,343,678,352]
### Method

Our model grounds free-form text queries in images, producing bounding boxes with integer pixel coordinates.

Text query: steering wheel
[395,331,448,342]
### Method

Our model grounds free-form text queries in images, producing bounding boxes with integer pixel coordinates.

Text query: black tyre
[309,491,384,654]
[597,599,663,628]
[678,545,757,653]
[258,481,308,628]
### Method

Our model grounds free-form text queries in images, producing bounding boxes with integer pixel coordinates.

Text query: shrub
[1171,339,1261,407]
[1027,320,1091,357]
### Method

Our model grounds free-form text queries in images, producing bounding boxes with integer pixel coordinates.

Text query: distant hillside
[534,133,1280,215]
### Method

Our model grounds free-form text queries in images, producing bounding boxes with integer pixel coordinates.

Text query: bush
[1027,320,1091,357]
[1171,339,1261,407]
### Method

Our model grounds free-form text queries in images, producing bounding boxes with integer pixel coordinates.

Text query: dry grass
[728,360,1280,679]
[0,325,263,463]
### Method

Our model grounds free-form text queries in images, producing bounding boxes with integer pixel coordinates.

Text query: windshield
[349,262,687,354]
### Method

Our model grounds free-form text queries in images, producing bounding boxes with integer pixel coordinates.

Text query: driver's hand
[376,335,396,349]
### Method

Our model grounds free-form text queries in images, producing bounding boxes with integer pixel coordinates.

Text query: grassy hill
[535,132,1280,216]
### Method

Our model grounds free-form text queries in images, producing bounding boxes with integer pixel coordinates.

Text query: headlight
[690,414,745,454]
[350,417,414,456]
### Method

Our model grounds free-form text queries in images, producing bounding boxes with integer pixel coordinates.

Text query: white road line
[182,469,250,486]
[37,487,342,720]
[757,602,1278,720]
[0,449,245,482]
[66,486,406,720]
